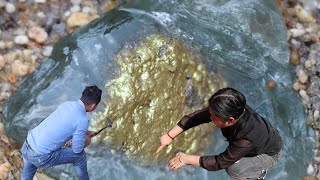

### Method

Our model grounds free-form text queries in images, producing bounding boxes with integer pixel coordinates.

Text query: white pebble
[0,41,6,49]
[290,29,306,38]
[14,35,29,45]
[299,89,309,101]
[70,5,81,13]
[64,11,71,17]
[35,0,46,3]
[42,46,53,57]
[307,164,315,175]
[71,0,82,5]
[310,59,316,65]
[82,6,91,14]
[314,110,320,120]
[5,3,16,14]
[37,12,46,18]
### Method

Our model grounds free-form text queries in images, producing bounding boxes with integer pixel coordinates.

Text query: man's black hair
[208,87,246,121]
[81,85,102,106]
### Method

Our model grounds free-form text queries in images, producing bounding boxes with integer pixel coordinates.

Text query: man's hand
[168,152,187,170]
[156,133,174,153]
[87,131,97,138]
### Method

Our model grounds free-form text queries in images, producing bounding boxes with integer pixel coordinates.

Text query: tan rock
[298,70,308,83]
[0,122,4,135]
[302,175,318,180]
[295,5,314,23]
[11,60,30,76]
[27,26,48,44]
[0,162,11,180]
[289,46,300,65]
[0,55,5,70]
[67,12,96,28]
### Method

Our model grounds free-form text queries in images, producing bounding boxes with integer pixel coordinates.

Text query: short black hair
[208,87,246,121]
[81,85,102,106]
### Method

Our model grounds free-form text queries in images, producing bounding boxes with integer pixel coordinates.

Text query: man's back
[27,100,88,154]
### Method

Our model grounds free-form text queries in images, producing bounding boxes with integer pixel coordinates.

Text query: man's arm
[72,119,89,153]
[168,139,253,170]
[156,107,211,153]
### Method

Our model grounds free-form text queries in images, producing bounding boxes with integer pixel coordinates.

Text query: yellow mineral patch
[90,34,225,165]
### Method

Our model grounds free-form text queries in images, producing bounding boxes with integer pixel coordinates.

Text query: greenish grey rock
[2,0,315,179]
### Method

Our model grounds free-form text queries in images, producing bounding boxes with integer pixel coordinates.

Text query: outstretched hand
[168,152,186,170]
[156,133,173,153]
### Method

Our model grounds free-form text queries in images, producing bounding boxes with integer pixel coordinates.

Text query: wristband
[167,132,174,140]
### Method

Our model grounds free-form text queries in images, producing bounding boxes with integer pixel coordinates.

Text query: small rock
[37,12,46,19]
[5,3,16,14]
[306,164,315,175]
[0,41,5,49]
[0,55,5,70]
[299,89,309,101]
[267,80,276,89]
[0,1,5,8]
[295,5,314,23]
[290,28,306,37]
[292,81,302,91]
[305,60,313,69]
[0,122,4,135]
[71,0,82,5]
[67,12,95,28]
[70,5,81,12]
[289,46,300,65]
[0,162,12,180]
[14,35,29,45]
[6,41,13,49]
[314,110,320,120]
[42,46,53,57]
[34,0,46,3]
[298,70,308,83]
[310,59,316,65]
[302,175,318,180]
[11,60,30,76]
[27,26,48,44]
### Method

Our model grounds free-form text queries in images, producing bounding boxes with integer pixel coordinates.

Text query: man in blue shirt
[21,85,102,180]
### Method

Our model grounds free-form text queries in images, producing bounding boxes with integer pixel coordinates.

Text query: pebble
[11,60,30,76]
[314,110,320,120]
[70,5,81,13]
[299,89,309,101]
[295,5,314,23]
[5,3,16,14]
[67,12,95,28]
[0,1,5,8]
[0,55,5,70]
[298,69,308,83]
[14,35,29,45]
[42,46,53,57]
[289,46,300,65]
[35,0,46,3]
[290,28,306,37]
[0,162,11,180]
[307,164,315,175]
[305,60,313,69]
[27,27,48,44]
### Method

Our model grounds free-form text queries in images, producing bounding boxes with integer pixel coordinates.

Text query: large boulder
[2,0,314,179]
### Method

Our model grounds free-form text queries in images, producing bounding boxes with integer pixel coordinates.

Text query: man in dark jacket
[156,87,282,180]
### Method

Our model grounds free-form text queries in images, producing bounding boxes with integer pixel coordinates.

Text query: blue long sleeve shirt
[27,100,89,154]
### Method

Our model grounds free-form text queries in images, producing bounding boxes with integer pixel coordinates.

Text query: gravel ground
[0,0,319,179]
